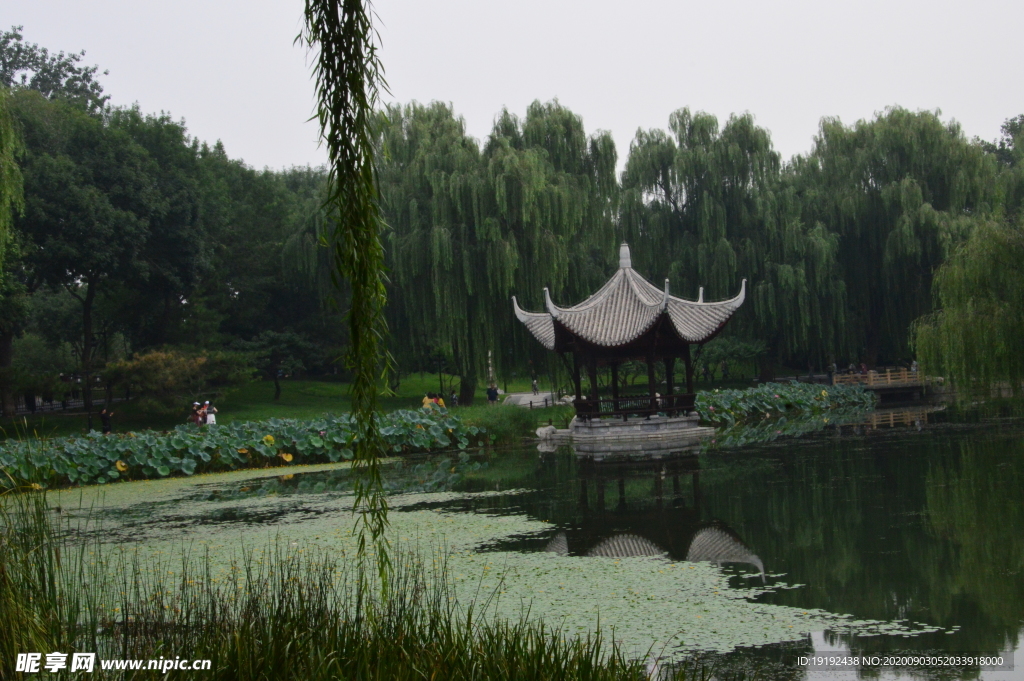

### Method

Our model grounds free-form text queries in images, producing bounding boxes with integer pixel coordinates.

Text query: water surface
[55,410,1024,680]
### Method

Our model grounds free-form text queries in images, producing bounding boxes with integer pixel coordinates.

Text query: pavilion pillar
[587,355,599,401]
[664,357,675,414]
[682,344,695,394]
[571,352,582,401]
[610,362,619,402]
[647,351,657,410]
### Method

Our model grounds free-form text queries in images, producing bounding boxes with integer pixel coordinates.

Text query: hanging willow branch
[0,89,25,269]
[300,0,391,581]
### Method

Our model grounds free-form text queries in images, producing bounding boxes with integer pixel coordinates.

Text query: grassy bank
[0,491,690,681]
[1,375,567,441]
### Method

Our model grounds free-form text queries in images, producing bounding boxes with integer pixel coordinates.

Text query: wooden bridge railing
[832,368,930,388]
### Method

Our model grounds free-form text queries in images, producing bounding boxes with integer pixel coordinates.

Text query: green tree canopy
[913,218,1024,394]
[382,100,617,404]
[621,108,847,373]
[794,107,998,364]
[0,25,108,111]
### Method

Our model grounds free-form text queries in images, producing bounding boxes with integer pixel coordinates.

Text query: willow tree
[621,108,847,372]
[913,218,1024,395]
[382,100,617,404]
[795,107,999,365]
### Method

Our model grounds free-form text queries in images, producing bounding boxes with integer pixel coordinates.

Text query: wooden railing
[832,368,928,388]
[574,393,696,421]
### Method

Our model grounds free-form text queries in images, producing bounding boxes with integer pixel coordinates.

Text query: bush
[0,408,486,489]
[103,349,254,414]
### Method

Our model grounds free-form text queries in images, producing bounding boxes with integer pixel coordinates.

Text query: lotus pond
[43,407,1023,680]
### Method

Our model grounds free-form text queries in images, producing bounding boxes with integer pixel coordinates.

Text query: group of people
[189,400,218,426]
[421,392,458,409]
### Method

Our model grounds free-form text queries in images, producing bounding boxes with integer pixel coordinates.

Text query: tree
[382,100,617,405]
[11,90,159,411]
[913,218,1024,395]
[621,109,847,374]
[0,87,25,415]
[0,26,108,111]
[106,107,208,348]
[794,107,999,365]
[235,330,322,400]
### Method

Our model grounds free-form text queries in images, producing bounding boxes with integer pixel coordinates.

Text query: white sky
[7,0,1023,171]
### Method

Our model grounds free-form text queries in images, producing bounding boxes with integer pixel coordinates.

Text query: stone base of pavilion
[547,413,715,456]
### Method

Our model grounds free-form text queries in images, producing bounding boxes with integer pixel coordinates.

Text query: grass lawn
[2,365,770,443]
[0,373,571,442]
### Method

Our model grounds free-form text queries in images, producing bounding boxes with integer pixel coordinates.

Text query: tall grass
[1,487,701,680]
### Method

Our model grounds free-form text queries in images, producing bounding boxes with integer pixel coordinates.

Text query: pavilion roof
[512,243,745,350]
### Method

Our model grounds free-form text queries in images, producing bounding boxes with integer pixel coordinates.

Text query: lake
[52,407,1023,680]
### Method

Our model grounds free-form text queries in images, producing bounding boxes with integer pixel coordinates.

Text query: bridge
[832,368,941,401]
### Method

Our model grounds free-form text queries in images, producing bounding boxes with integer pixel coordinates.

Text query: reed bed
[0,487,705,680]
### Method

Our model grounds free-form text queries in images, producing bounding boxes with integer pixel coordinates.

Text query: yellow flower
[115,460,128,472]
[280,474,294,481]
[237,448,249,454]
[279,452,293,462]
[262,435,275,445]
[821,390,828,397]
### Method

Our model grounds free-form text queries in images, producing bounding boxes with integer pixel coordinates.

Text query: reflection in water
[540,452,766,577]
[459,415,1024,679]
[686,524,764,578]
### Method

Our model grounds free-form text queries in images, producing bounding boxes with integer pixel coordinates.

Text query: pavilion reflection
[539,446,764,575]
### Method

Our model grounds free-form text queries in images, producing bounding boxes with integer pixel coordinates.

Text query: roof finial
[619,243,632,269]
[698,287,704,303]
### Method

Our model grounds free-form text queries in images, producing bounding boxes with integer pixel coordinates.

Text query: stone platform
[540,413,714,456]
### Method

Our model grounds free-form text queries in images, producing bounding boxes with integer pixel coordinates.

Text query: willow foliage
[795,107,999,364]
[914,218,1024,395]
[381,101,616,403]
[0,87,24,267]
[300,0,390,576]
[621,109,847,368]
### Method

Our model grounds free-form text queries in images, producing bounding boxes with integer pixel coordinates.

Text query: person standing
[99,408,114,435]
[422,393,433,409]
[486,385,499,406]
[190,402,202,425]
[532,378,539,395]
[449,390,458,408]
[203,401,218,425]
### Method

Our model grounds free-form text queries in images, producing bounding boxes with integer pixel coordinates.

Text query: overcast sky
[7,0,1022,171]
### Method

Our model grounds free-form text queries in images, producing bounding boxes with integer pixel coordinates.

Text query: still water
[63,409,1024,680]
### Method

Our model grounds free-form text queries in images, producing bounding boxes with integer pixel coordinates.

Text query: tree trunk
[81,281,97,414]
[0,329,15,417]
[458,369,476,406]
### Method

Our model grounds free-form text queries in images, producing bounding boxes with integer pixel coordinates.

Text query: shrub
[103,349,254,414]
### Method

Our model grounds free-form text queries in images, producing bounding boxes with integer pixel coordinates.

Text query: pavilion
[512,243,745,421]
